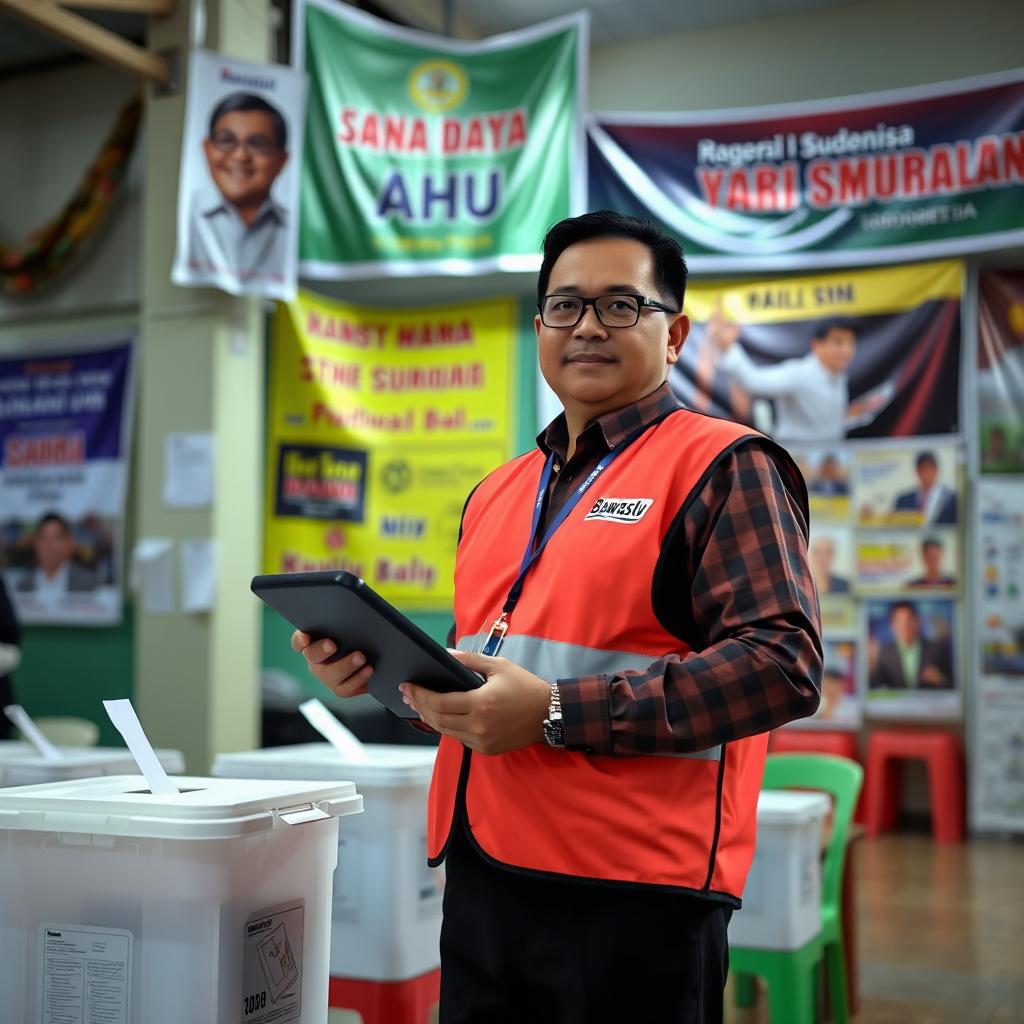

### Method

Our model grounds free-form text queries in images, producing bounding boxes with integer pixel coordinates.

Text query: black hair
[915,451,938,469]
[811,318,858,342]
[888,600,919,619]
[37,511,72,534]
[208,93,287,150]
[537,211,687,307]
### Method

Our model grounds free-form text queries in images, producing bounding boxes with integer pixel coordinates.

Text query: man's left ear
[667,314,690,365]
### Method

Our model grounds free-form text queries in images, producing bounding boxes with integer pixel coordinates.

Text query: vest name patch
[584,497,654,523]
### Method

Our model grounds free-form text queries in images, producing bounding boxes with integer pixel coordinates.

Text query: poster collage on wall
[671,258,966,727]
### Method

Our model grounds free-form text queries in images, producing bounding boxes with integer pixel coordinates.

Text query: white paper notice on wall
[180,538,218,613]
[130,537,175,614]
[163,432,214,508]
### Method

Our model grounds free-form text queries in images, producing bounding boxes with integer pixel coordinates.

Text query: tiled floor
[728,833,1024,1023]
[329,833,1024,1023]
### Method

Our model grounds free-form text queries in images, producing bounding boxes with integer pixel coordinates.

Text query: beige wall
[590,0,1024,111]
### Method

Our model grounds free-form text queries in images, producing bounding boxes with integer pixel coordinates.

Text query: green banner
[294,3,586,278]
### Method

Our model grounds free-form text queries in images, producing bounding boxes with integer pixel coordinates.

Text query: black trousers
[439,825,732,1024]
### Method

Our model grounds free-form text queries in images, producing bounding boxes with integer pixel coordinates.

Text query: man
[870,601,953,690]
[907,537,957,589]
[16,513,97,595]
[181,92,290,286]
[293,212,822,1023]
[809,533,851,595]
[891,451,957,525]
[706,315,889,442]
[809,452,850,496]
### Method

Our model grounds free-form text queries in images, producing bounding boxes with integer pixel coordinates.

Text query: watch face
[543,719,564,747]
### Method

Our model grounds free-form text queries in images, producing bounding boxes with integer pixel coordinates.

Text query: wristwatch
[542,683,565,748]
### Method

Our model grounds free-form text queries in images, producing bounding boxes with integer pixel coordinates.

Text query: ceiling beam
[59,0,174,15]
[0,0,170,85]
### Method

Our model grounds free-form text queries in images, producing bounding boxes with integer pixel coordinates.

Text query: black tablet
[251,570,482,719]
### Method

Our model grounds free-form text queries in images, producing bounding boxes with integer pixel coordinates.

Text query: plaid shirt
[536,383,822,755]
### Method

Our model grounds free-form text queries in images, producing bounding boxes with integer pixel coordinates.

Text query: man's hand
[400,650,553,756]
[290,630,373,698]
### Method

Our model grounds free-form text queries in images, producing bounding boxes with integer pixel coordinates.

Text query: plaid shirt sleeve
[559,441,823,756]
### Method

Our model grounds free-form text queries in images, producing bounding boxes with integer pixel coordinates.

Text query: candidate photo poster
[852,442,961,529]
[172,50,307,301]
[855,530,960,594]
[785,637,861,731]
[790,446,852,523]
[0,339,134,626]
[979,480,1024,677]
[978,269,1024,473]
[672,261,962,445]
[865,597,959,719]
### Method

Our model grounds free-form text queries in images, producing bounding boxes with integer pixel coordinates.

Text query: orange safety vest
[428,409,802,904]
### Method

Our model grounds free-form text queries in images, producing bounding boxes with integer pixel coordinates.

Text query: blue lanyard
[478,427,648,657]
[504,427,647,617]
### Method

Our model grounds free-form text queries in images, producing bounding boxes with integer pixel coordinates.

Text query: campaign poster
[977,270,1024,473]
[979,480,1024,676]
[589,71,1024,272]
[295,2,586,279]
[172,51,307,300]
[265,289,516,610]
[809,524,853,599]
[855,530,960,594]
[971,683,1024,831]
[673,261,961,444]
[785,637,861,731]
[0,339,134,626]
[865,597,959,719]
[852,442,961,528]
[790,445,852,523]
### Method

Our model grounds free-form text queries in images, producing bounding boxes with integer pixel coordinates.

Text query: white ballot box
[0,774,362,1023]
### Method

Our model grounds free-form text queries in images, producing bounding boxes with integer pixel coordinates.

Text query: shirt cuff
[557,673,614,755]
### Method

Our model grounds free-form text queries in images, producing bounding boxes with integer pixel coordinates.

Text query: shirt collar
[536,381,680,460]
[198,186,286,227]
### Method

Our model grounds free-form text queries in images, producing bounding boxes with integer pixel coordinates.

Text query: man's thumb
[448,648,495,675]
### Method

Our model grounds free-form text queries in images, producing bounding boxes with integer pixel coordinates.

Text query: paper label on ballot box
[241,901,304,1023]
[41,924,132,1024]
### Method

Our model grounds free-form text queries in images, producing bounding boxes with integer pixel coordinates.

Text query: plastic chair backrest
[761,753,863,918]
[21,716,100,748]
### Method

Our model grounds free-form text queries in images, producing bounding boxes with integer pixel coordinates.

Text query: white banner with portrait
[172,50,307,300]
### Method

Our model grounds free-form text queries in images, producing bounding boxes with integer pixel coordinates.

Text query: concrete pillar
[134,0,272,770]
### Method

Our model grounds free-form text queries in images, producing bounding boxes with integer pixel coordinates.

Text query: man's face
[922,543,944,576]
[811,327,856,374]
[916,458,939,490]
[810,536,836,578]
[34,520,74,575]
[534,237,689,421]
[890,606,920,645]
[203,110,287,210]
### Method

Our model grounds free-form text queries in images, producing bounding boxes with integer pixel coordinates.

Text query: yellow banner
[685,259,963,324]
[265,289,517,610]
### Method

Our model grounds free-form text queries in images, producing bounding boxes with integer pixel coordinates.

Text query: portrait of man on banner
[670,263,962,442]
[172,51,307,301]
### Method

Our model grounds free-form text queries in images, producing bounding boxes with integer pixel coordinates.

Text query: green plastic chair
[730,753,863,1024]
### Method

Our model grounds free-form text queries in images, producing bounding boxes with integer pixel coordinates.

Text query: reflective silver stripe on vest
[458,632,722,762]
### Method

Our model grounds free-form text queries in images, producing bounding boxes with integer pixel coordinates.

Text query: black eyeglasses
[538,293,678,329]
[209,130,281,157]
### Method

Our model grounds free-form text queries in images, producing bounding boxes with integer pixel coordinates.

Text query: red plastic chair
[769,728,858,759]
[864,730,964,843]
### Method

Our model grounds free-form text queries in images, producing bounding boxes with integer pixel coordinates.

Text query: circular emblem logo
[381,460,413,494]
[407,59,468,113]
